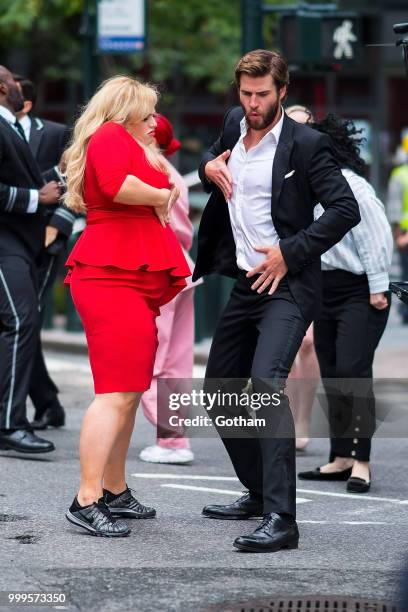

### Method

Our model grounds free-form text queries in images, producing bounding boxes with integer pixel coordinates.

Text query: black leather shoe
[104,486,156,519]
[31,403,65,430]
[347,474,371,493]
[298,467,352,481]
[0,429,55,454]
[66,497,131,537]
[202,491,263,520]
[233,513,299,553]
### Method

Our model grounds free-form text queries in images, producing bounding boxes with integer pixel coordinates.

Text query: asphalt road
[1,320,408,611]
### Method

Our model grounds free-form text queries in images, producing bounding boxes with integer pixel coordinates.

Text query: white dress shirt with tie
[19,113,32,143]
[227,110,284,271]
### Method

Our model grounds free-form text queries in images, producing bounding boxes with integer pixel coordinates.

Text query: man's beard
[245,99,281,131]
[8,85,24,113]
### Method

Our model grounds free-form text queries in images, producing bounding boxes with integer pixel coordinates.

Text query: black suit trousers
[0,255,41,429]
[28,250,62,413]
[314,270,390,462]
[205,272,308,518]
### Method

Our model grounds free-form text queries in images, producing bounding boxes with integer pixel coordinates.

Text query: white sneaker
[139,444,194,465]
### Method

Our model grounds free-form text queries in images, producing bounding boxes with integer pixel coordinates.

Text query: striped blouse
[314,169,393,294]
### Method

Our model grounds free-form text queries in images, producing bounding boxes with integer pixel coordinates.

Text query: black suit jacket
[193,107,361,322]
[0,115,47,260]
[29,116,75,239]
[28,117,69,172]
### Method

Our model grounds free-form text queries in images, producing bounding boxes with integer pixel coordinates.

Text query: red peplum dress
[65,122,191,393]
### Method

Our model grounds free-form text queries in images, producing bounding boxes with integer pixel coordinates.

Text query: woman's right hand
[153,189,169,227]
[167,181,180,212]
[154,185,180,227]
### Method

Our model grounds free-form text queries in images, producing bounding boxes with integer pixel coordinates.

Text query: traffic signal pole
[241,0,263,54]
[80,0,100,100]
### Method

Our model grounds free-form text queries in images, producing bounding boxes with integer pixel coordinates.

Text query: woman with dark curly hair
[298,114,393,493]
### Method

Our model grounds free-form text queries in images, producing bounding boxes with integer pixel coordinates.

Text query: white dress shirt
[227,110,284,271]
[314,169,393,294]
[19,114,31,143]
[0,104,38,213]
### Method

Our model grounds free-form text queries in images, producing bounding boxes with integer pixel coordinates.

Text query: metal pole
[241,0,263,54]
[80,0,99,101]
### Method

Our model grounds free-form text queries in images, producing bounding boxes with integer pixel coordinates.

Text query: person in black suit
[0,65,69,453]
[193,50,360,552]
[14,76,73,430]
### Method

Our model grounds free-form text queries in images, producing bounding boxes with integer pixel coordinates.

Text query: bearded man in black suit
[193,50,360,553]
[0,66,71,453]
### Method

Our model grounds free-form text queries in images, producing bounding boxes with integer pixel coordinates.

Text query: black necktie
[14,119,27,142]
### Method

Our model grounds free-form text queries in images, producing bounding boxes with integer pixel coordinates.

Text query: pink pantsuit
[140,164,200,449]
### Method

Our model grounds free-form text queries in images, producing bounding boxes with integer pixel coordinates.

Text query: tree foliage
[0,0,292,93]
[146,0,241,93]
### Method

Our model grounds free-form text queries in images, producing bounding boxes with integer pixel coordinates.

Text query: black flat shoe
[66,497,131,537]
[104,486,156,519]
[0,429,55,454]
[298,467,352,481]
[233,513,299,553]
[31,403,65,430]
[347,475,371,493]
[202,491,263,520]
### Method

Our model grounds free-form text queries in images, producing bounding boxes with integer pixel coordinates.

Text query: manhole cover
[0,514,27,522]
[205,595,399,612]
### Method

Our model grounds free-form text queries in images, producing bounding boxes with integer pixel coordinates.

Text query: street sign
[97,0,146,54]
[321,16,361,63]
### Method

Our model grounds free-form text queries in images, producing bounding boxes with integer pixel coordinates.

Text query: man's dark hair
[13,74,36,108]
[311,114,367,177]
[235,49,290,91]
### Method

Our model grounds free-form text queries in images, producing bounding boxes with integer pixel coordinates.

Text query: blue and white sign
[97,0,146,54]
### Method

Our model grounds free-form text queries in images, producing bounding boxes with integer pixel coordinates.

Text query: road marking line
[341,521,389,525]
[132,474,237,481]
[161,484,241,495]
[131,474,408,504]
[160,483,311,504]
[297,488,408,504]
[298,520,388,525]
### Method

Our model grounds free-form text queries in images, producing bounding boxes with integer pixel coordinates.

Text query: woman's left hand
[154,204,170,227]
[370,292,388,310]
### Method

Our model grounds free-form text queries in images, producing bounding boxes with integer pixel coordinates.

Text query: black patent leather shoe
[31,403,65,430]
[202,491,263,519]
[233,512,299,553]
[66,497,131,537]
[347,475,371,493]
[298,467,352,481]
[104,486,156,519]
[0,429,55,454]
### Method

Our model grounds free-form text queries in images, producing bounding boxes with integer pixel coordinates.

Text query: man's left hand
[246,244,288,295]
[45,225,58,248]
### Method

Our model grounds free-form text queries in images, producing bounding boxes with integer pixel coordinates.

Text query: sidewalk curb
[41,330,210,364]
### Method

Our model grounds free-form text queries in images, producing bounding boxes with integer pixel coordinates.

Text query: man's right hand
[204,150,232,200]
[39,181,61,205]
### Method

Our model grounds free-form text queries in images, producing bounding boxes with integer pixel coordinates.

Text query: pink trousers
[140,288,194,449]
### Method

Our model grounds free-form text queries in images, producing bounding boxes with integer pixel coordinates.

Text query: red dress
[65,122,190,393]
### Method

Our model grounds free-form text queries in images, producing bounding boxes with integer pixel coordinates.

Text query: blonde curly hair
[64,76,166,213]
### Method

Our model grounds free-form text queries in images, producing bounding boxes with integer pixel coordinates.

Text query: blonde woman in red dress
[63,77,190,537]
